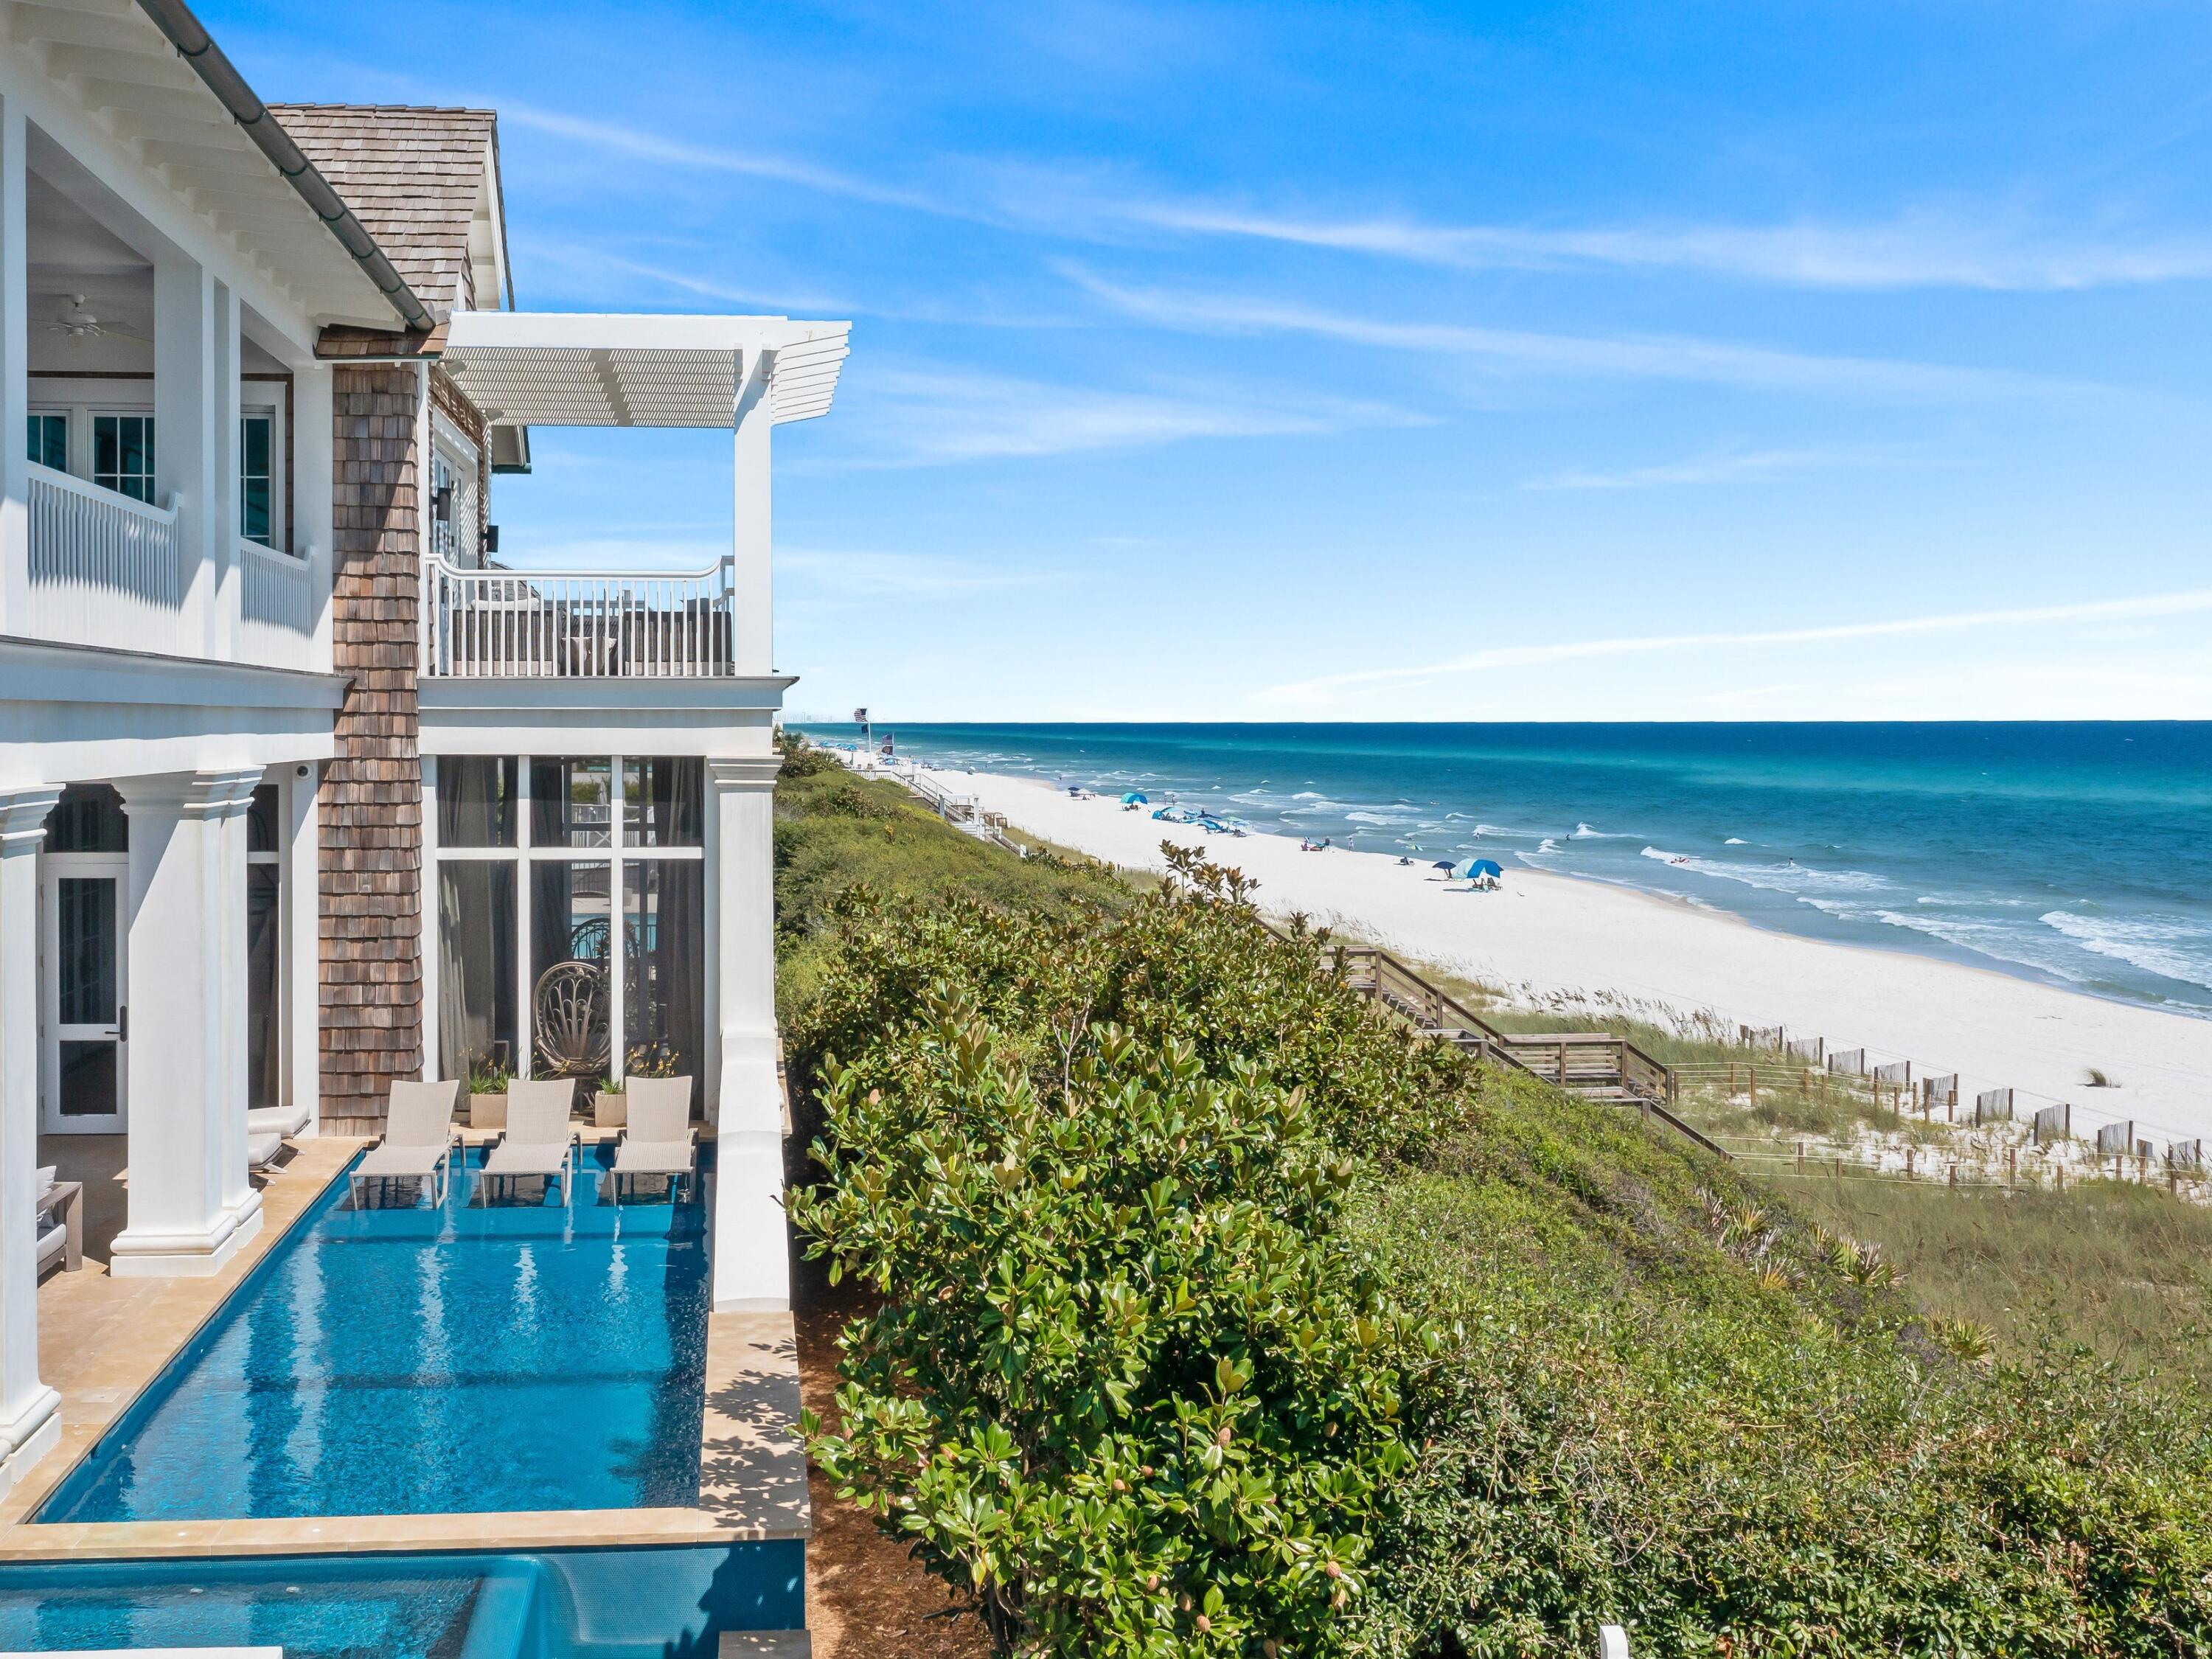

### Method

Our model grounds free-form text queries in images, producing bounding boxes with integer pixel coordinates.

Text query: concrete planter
[470,1091,507,1131]
[594,1091,627,1130]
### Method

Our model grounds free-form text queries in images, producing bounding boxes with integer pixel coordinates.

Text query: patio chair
[611,1077,697,1203]
[349,1079,465,1207]
[248,1102,313,1138]
[247,1129,287,1172]
[482,1078,582,1205]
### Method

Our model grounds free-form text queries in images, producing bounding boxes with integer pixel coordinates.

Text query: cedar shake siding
[321,364,425,1133]
[268,105,501,318]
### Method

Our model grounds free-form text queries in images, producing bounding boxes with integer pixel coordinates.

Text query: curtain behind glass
[623,861,704,1113]
[246,866,281,1105]
[439,757,516,848]
[625,757,703,847]
[439,862,515,1082]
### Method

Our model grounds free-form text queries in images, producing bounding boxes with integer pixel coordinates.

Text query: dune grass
[1776,1172,2212,1392]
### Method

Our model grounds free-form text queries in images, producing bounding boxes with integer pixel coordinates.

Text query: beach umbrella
[1121,790,1148,804]
[1450,858,1506,880]
[1432,860,1455,871]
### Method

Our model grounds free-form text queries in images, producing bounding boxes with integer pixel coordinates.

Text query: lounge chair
[611,1077,697,1203]
[248,1103,312,1138]
[247,1130,287,1172]
[349,1079,465,1207]
[35,1167,81,1276]
[482,1078,581,1205]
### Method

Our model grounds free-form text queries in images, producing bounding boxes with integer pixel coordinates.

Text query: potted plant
[594,1074,625,1130]
[468,1062,512,1131]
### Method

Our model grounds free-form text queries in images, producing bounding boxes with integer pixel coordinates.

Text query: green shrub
[774,812,2212,1658]
[794,1004,1421,1655]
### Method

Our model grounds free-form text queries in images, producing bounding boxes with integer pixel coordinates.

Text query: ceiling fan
[41,294,148,346]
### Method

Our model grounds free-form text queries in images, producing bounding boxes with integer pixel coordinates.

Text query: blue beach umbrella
[1432,860,1455,871]
[1451,858,1504,880]
[1121,791,1148,804]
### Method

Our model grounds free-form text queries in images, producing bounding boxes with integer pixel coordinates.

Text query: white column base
[0,1399,59,1500]
[712,1045,788,1313]
[221,1186,265,1236]
[107,1206,259,1279]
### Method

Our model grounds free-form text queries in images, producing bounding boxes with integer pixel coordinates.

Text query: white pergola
[437,311,851,678]
[439,311,851,427]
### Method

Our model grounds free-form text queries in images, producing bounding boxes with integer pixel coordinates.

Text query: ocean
[796,722,2212,1020]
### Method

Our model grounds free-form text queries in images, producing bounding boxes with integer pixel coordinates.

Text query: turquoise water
[0,1545,803,1659]
[804,722,2212,1018]
[38,1147,710,1523]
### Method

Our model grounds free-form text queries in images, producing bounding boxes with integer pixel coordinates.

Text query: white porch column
[0,94,28,636]
[284,764,321,1133]
[707,754,785,1312]
[110,770,265,1277]
[0,789,61,1495]
[153,255,220,655]
[731,350,773,676]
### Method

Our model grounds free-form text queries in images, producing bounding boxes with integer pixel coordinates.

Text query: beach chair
[482,1078,582,1205]
[611,1077,697,1203]
[248,1102,312,1138]
[350,1079,464,1207]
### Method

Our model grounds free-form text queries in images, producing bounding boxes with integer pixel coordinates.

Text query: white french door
[41,853,128,1135]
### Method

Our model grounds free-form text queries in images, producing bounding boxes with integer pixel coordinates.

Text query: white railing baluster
[420,554,740,679]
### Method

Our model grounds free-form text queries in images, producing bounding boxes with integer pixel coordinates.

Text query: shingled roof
[267,105,501,319]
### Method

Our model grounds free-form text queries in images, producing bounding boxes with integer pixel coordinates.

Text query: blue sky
[222,1,2212,721]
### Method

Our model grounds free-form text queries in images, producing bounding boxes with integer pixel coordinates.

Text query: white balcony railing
[237,537,318,670]
[15,465,326,672]
[423,557,738,678]
[24,462,182,649]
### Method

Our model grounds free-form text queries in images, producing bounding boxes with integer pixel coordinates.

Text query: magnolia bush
[793,1005,1423,1656]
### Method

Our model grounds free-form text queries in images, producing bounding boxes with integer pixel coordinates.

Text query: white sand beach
[891,762,2212,1144]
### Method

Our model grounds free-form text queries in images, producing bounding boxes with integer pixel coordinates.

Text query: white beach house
[0,0,842,1518]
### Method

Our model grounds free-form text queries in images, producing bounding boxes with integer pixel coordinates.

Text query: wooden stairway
[1332,944,1728,1160]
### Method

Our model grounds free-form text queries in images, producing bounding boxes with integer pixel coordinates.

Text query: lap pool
[37,1145,712,1523]
[0,1544,801,1659]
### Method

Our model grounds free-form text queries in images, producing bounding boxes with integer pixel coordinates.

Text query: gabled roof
[267,105,506,320]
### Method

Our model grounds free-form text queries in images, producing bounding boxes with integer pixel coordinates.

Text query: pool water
[0,1545,804,1659]
[38,1146,712,1523]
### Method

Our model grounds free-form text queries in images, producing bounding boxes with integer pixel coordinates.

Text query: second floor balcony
[22,462,319,674]
[422,556,739,678]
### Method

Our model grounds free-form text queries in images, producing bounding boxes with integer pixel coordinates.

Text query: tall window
[240,412,274,546]
[434,755,706,1111]
[27,412,66,470]
[246,785,282,1106]
[93,414,155,503]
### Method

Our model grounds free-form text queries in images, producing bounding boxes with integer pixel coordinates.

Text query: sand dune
[896,762,2212,1145]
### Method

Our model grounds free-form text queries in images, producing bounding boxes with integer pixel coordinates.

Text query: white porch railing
[423,556,739,677]
[24,461,183,650]
[237,537,318,670]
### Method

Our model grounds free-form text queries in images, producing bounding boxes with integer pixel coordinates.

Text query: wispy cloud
[1106,201,2212,292]
[497,102,957,218]
[1069,271,2052,400]
[1522,444,1914,491]
[822,364,1427,467]
[1256,588,2212,706]
[779,546,1063,597]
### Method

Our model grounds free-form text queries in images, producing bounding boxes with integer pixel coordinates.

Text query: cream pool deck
[0,1130,808,1562]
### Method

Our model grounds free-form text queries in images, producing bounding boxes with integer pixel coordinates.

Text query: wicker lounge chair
[611,1077,696,1202]
[482,1078,581,1205]
[350,1079,465,1206]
